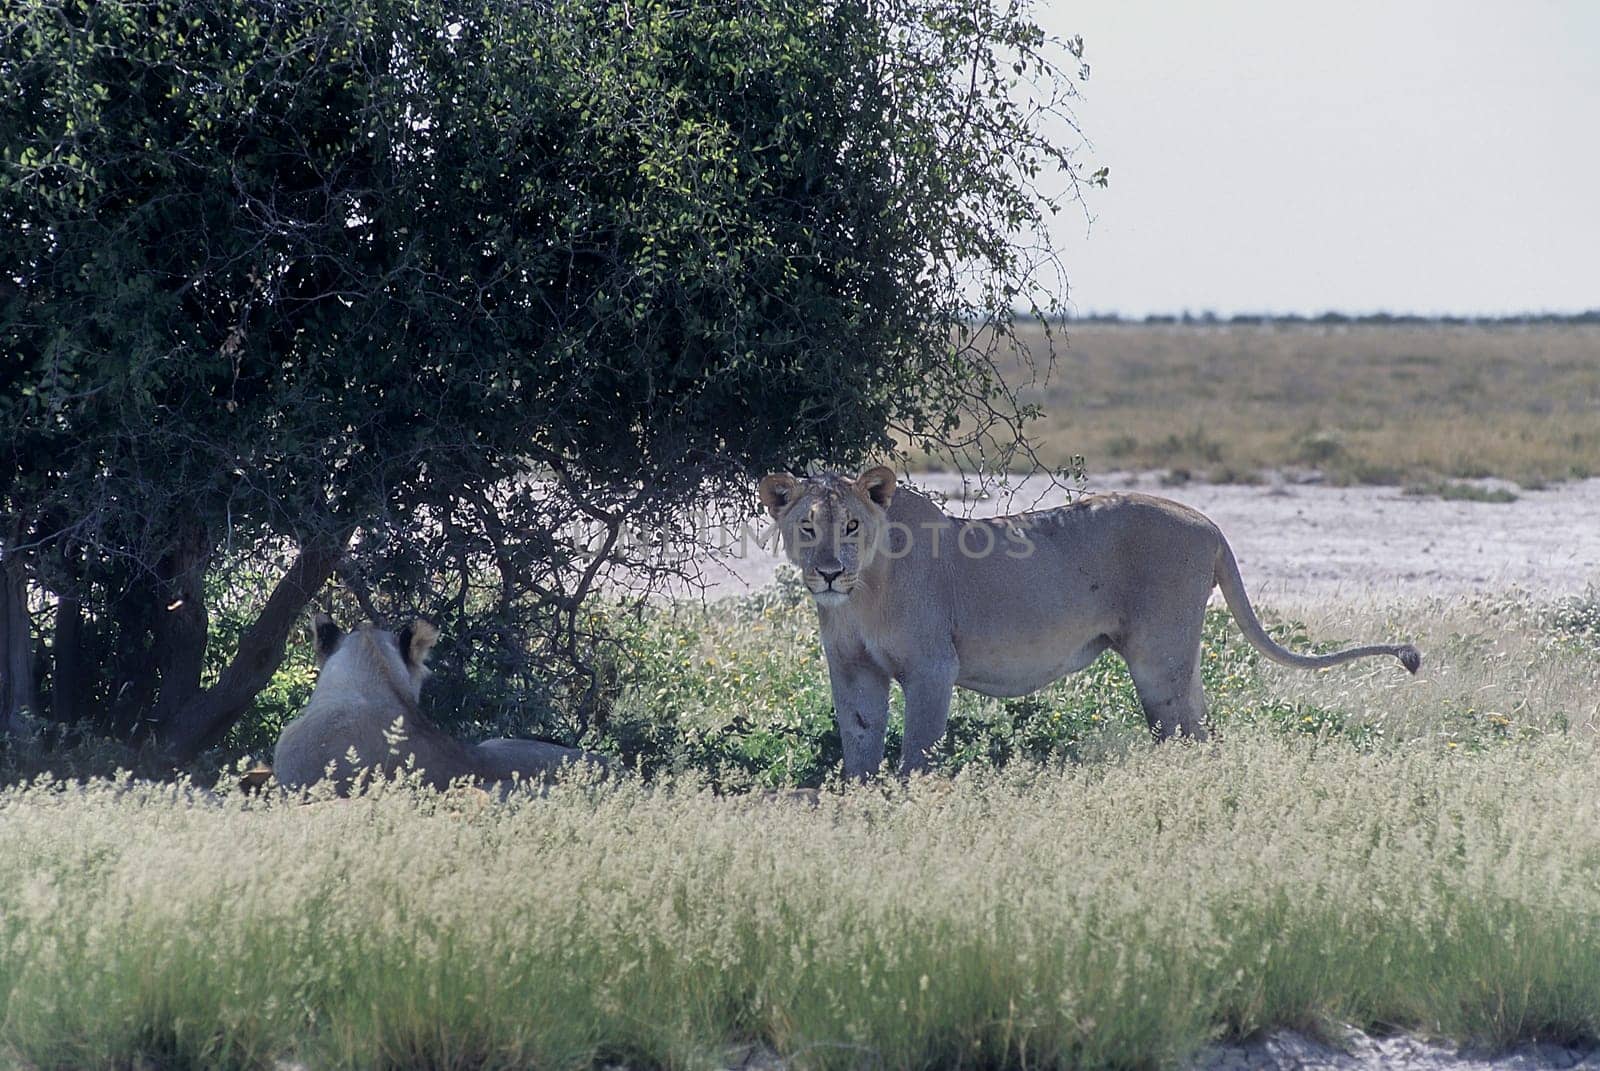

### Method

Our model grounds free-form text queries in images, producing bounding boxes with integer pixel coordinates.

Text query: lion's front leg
[899,657,958,777]
[825,657,891,780]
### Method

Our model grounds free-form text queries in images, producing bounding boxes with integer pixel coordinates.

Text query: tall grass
[4,734,1600,1070]
[1258,593,1600,743]
[4,590,1598,1069]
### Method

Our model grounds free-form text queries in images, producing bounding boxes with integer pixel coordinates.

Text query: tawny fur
[273,615,604,794]
[759,468,1421,778]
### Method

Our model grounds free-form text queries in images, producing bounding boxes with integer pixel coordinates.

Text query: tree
[0,0,1095,763]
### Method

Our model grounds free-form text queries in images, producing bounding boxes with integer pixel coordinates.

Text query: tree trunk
[105,583,158,738]
[1,533,38,736]
[148,521,212,729]
[157,530,351,764]
[51,589,88,725]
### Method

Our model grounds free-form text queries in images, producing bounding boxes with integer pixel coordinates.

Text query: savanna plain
[5,324,1600,1071]
[1005,321,1600,490]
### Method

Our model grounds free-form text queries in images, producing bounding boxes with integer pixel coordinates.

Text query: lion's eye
[845,519,859,534]
[799,523,816,538]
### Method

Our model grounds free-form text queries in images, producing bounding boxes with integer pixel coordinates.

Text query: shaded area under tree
[0,0,1093,766]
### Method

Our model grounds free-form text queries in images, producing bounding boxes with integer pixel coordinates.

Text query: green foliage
[583,593,1432,787]
[594,578,844,786]
[1404,481,1520,503]
[204,568,316,756]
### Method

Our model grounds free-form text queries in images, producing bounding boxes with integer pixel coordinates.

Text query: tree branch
[156,527,352,763]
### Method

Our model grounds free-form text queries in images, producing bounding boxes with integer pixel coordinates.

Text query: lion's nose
[817,567,843,586]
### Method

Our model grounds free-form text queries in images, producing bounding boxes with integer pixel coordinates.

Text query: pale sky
[1035,1,1600,317]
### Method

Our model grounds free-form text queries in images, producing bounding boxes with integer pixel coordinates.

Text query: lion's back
[272,695,402,790]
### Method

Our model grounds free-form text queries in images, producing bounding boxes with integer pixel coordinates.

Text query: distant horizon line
[1025,308,1600,326]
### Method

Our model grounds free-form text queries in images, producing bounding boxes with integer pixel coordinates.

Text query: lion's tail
[1213,539,1421,674]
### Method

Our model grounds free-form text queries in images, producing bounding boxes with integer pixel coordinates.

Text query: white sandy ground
[688,473,1600,1070]
[691,473,1600,604]
[1187,1031,1600,1071]
[709,1033,1600,1071]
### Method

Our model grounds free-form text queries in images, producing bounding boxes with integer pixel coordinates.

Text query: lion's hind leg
[1128,657,1208,741]
[1119,614,1210,742]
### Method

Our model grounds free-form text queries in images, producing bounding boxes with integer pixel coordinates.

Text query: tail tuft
[1398,645,1422,674]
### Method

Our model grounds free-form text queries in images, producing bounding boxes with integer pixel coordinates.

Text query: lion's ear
[758,473,801,517]
[856,466,897,510]
[310,613,343,667]
[397,620,440,669]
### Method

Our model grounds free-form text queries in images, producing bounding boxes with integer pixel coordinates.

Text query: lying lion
[759,467,1421,778]
[273,614,605,794]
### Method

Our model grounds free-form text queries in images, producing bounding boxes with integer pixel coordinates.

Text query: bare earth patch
[701,473,1600,602]
[719,1035,1600,1071]
[1191,1030,1600,1071]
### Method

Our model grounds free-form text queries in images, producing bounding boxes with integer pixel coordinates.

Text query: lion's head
[310,613,439,704]
[758,467,897,606]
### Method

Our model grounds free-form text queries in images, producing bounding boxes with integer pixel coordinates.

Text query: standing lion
[758,467,1421,778]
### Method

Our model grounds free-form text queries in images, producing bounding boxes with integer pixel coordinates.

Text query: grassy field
[8,323,1599,1068]
[7,735,1600,1071]
[4,586,1600,1070]
[992,322,1600,487]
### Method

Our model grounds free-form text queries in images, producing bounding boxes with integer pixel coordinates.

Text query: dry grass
[986,322,1600,486]
[5,732,1600,1070]
[1256,594,1600,745]
[3,594,1600,1069]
